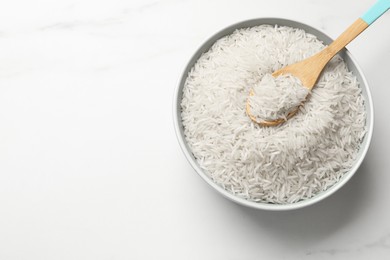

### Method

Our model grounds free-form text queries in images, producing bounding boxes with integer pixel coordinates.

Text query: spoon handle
[326,19,368,55]
[362,0,390,25]
[323,0,389,61]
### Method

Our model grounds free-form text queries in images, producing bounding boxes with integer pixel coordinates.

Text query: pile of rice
[181,25,366,204]
[248,73,309,121]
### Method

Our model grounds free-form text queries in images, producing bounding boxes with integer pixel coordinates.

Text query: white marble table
[0,0,389,259]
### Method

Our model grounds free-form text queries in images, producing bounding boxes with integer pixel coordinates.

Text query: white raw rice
[181,25,366,204]
[248,73,309,121]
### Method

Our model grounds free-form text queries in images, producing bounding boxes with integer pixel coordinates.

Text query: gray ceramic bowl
[173,18,374,211]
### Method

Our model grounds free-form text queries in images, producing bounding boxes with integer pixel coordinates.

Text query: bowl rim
[172,17,374,211]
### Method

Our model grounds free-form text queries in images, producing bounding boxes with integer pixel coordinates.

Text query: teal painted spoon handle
[362,0,390,25]
[325,0,389,58]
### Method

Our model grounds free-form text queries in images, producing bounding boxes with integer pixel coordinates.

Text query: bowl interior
[173,18,374,211]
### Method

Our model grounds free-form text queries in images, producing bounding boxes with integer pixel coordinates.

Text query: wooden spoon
[247,0,390,126]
